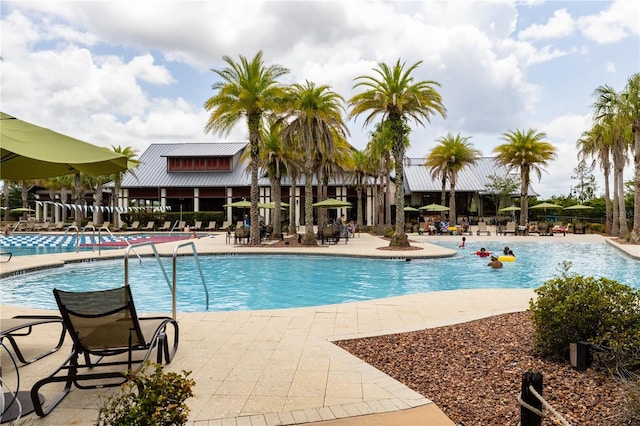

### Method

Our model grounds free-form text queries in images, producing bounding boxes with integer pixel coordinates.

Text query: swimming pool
[1,241,637,313]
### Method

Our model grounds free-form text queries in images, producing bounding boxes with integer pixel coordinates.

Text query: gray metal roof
[403,157,538,195]
[161,142,247,157]
[121,143,251,188]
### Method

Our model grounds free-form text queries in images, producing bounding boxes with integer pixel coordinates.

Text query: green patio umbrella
[1,112,130,180]
[9,207,36,213]
[498,206,521,212]
[530,202,563,221]
[312,198,353,208]
[403,206,420,212]
[224,200,272,209]
[563,204,594,211]
[419,203,450,212]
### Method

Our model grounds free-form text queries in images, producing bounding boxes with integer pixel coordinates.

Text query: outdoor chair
[476,221,491,236]
[191,220,202,231]
[128,220,140,231]
[220,220,231,230]
[97,221,110,232]
[81,221,95,232]
[502,222,517,235]
[234,226,248,244]
[141,220,155,231]
[205,221,217,231]
[537,222,553,236]
[574,222,586,234]
[30,286,179,417]
[158,220,172,231]
[48,221,65,231]
[178,220,186,231]
[0,315,65,364]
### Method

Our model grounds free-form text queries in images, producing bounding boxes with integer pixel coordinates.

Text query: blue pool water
[0,233,190,256]
[1,241,637,313]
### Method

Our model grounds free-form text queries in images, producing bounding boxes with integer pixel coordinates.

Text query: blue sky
[1,0,638,198]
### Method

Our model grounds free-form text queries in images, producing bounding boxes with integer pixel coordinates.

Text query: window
[167,157,232,172]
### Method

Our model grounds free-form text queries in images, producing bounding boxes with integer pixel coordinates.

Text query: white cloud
[518,8,575,40]
[578,0,640,44]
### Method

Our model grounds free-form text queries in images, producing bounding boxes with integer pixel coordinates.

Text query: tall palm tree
[425,133,481,226]
[577,124,613,234]
[493,129,557,226]
[349,59,446,247]
[592,84,632,239]
[348,149,369,228]
[281,81,349,245]
[204,51,289,246]
[111,145,140,229]
[619,73,640,243]
[258,121,287,239]
[367,122,395,228]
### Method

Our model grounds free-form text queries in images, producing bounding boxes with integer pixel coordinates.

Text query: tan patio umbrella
[312,198,353,208]
[530,202,563,221]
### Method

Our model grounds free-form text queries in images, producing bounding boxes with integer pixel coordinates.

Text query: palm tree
[592,84,633,239]
[111,145,140,230]
[204,51,289,246]
[281,81,349,245]
[349,149,372,229]
[619,73,640,243]
[493,129,557,226]
[577,124,613,234]
[425,133,481,226]
[349,59,446,247]
[258,121,287,239]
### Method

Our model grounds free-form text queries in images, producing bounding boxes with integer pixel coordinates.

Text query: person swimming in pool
[476,247,490,257]
[487,255,503,269]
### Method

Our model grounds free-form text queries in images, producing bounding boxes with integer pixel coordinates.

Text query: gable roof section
[121,143,251,188]
[161,142,246,157]
[404,157,537,195]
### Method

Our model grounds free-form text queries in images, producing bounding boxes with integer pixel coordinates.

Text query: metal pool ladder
[123,241,209,319]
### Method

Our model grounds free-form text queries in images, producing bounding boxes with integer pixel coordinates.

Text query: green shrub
[98,362,195,426]
[384,227,395,238]
[529,262,640,361]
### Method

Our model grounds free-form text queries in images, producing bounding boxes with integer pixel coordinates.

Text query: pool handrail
[124,242,172,309]
[172,241,209,319]
[96,228,142,261]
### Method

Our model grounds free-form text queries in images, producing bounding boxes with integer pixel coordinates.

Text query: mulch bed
[336,311,630,425]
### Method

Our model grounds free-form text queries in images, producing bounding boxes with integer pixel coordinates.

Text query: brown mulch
[336,311,629,425]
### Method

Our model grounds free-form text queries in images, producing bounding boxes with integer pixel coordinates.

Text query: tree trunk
[520,167,529,226]
[616,164,629,239]
[248,115,261,246]
[449,171,457,227]
[303,162,317,245]
[390,136,409,247]
[612,170,620,237]
[273,175,282,240]
[631,127,640,243]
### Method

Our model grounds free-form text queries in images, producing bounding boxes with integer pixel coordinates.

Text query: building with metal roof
[113,143,536,227]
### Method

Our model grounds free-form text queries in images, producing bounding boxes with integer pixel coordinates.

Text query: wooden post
[521,371,543,426]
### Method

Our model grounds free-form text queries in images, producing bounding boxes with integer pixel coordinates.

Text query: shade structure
[403,206,420,212]
[564,204,594,210]
[498,206,521,212]
[312,198,353,208]
[263,201,290,209]
[9,207,36,213]
[530,202,563,221]
[530,202,563,210]
[419,203,450,212]
[223,200,271,208]
[1,112,130,180]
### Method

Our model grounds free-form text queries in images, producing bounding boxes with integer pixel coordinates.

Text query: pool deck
[1,229,638,425]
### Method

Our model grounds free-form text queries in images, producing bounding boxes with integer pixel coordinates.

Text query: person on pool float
[487,255,503,269]
[476,247,490,257]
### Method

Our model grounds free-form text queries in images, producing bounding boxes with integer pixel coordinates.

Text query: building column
[194,188,200,212]
[226,188,233,224]
[160,188,167,209]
